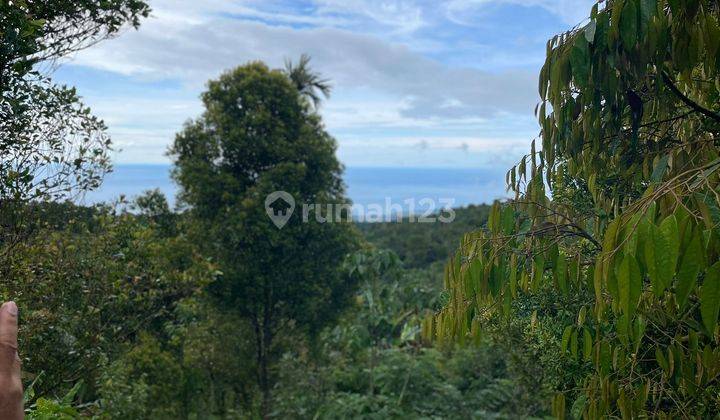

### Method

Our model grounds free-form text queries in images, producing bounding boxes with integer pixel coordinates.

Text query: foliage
[25,381,83,420]
[0,0,150,251]
[273,249,556,419]
[0,0,150,80]
[170,61,359,415]
[429,0,720,417]
[0,79,112,203]
[358,205,491,269]
[284,53,332,109]
[97,358,151,420]
[1,196,213,408]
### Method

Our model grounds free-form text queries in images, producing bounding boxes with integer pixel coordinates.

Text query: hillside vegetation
[1,0,719,418]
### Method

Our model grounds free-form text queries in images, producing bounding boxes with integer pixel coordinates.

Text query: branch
[662,72,720,124]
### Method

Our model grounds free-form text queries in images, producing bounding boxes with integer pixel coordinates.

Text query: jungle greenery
[2,0,719,419]
[427,0,720,418]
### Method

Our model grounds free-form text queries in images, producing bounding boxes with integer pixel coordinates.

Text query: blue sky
[53,0,595,168]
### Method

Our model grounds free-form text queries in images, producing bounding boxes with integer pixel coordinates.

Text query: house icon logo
[265,191,295,229]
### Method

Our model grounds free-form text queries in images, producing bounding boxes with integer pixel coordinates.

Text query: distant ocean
[79,165,511,212]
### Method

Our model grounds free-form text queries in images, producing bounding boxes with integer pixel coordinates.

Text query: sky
[52,0,596,168]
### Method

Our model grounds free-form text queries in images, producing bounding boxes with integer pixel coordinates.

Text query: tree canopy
[170,61,359,416]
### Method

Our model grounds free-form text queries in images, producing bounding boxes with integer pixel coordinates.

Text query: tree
[284,54,332,109]
[170,61,358,416]
[0,0,150,84]
[0,0,150,249]
[5,200,212,402]
[428,1,720,417]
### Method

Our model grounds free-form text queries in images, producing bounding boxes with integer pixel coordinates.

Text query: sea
[79,165,511,214]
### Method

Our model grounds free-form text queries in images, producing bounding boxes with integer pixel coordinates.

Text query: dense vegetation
[358,205,491,269]
[429,0,720,418]
[2,0,719,418]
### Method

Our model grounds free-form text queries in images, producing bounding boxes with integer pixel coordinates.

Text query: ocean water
[79,165,511,212]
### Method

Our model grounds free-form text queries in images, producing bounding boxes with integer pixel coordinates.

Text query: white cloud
[68,17,538,119]
[312,0,426,33]
[444,0,597,26]
[55,0,582,166]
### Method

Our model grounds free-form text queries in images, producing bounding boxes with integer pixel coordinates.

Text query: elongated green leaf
[501,205,515,235]
[635,215,650,273]
[561,325,573,353]
[603,218,621,254]
[700,262,720,334]
[570,35,590,87]
[570,330,579,359]
[656,347,669,373]
[532,255,544,291]
[585,20,597,43]
[633,316,647,353]
[645,217,678,297]
[659,215,680,273]
[583,328,593,361]
[608,257,621,303]
[639,0,657,33]
[618,254,642,319]
[621,0,638,47]
[676,226,704,308]
[468,258,483,296]
[651,154,669,183]
[555,253,568,296]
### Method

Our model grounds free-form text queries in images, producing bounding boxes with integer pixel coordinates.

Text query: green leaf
[659,215,680,270]
[570,329,579,359]
[656,347,669,373]
[571,395,588,419]
[501,205,515,235]
[633,316,647,352]
[621,0,638,48]
[532,255,545,291]
[585,20,597,43]
[651,154,669,183]
[700,262,720,334]
[618,254,642,319]
[555,253,568,296]
[561,325,573,353]
[676,226,704,308]
[570,35,590,87]
[645,217,678,297]
[583,328,593,361]
[639,0,656,33]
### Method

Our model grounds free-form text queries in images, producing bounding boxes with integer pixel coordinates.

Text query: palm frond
[283,53,332,109]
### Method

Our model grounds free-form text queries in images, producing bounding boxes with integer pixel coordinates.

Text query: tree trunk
[253,316,273,419]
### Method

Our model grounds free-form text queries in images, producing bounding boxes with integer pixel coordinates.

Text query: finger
[0,301,22,420]
[0,302,19,377]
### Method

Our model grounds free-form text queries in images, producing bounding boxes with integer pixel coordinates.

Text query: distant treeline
[358,205,490,269]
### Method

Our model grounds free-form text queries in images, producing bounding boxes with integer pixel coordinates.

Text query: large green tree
[429,0,720,418]
[170,61,358,416]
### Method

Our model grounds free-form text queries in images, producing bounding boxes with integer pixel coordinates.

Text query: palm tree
[284,54,332,109]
